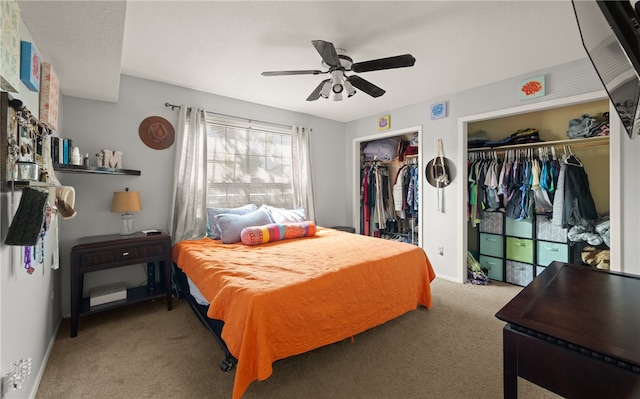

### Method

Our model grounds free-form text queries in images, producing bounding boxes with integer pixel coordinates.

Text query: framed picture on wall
[20,41,40,92]
[519,75,545,100]
[430,102,447,120]
[378,115,390,131]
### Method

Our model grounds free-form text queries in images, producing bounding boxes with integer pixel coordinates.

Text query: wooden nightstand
[70,232,173,337]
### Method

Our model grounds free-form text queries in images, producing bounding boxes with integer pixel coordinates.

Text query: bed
[172,226,436,399]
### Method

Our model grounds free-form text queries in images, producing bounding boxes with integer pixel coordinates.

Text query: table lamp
[111,188,142,235]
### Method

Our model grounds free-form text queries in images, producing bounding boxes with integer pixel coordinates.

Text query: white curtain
[168,106,208,244]
[291,125,316,222]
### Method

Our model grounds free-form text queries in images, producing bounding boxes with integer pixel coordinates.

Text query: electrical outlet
[1,358,32,396]
[438,246,444,256]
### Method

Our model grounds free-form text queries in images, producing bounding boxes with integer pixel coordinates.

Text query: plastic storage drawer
[506,237,534,264]
[505,217,533,239]
[479,233,503,258]
[537,241,569,267]
[479,255,504,281]
[506,260,534,286]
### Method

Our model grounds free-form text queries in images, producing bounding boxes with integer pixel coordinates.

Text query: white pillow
[215,208,273,244]
[207,204,257,239]
[264,205,308,224]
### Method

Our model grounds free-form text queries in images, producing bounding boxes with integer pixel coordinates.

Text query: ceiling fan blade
[307,79,330,101]
[311,40,341,67]
[262,70,324,76]
[351,54,416,73]
[347,75,385,98]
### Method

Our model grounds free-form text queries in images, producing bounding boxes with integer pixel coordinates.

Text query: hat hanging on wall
[139,116,175,150]
[55,186,77,219]
[426,139,453,213]
[425,139,452,188]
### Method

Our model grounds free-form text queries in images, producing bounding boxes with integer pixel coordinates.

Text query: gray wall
[0,21,63,399]
[346,57,640,281]
[57,75,346,314]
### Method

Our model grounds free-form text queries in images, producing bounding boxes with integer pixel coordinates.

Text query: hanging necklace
[24,246,34,274]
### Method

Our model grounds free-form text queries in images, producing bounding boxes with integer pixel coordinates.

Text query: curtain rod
[164,102,292,130]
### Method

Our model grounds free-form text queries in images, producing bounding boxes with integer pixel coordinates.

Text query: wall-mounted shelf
[53,164,141,176]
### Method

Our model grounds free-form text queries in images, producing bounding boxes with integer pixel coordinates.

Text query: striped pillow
[241,221,317,246]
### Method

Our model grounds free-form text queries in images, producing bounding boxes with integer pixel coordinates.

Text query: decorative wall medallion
[139,116,175,150]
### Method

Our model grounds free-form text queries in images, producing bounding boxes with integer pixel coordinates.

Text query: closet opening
[457,91,621,285]
[352,125,423,248]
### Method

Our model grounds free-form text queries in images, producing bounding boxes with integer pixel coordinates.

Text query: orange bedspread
[172,227,436,399]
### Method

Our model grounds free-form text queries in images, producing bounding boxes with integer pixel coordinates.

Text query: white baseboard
[26,317,62,399]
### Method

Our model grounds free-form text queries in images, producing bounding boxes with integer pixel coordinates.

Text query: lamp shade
[111,190,142,213]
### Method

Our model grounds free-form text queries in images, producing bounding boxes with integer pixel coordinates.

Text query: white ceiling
[18,1,590,123]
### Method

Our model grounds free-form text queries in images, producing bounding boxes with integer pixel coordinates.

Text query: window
[206,116,293,208]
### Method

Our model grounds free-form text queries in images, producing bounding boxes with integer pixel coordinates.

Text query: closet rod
[164,102,292,130]
[468,135,609,153]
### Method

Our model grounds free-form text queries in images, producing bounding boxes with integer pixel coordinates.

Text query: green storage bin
[479,233,503,258]
[479,255,504,281]
[506,237,534,263]
[537,241,569,267]
[505,217,533,239]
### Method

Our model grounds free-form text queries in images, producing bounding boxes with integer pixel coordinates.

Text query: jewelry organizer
[1,91,53,192]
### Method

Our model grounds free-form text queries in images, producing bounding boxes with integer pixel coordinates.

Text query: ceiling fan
[261,40,416,101]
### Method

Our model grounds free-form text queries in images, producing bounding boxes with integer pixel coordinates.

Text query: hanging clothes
[562,154,599,228]
[468,145,599,230]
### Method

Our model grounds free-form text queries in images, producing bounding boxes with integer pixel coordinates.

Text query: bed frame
[172,263,237,372]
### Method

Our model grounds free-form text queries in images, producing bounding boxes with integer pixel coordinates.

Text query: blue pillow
[215,208,273,244]
[207,204,257,239]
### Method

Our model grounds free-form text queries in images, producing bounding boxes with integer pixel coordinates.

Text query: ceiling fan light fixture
[319,81,332,98]
[344,80,356,97]
[330,70,344,95]
[332,92,343,101]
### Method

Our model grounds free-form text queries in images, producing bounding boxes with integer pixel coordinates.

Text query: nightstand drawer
[81,244,165,267]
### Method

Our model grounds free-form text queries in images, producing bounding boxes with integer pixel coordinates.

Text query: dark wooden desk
[70,232,173,337]
[495,261,640,398]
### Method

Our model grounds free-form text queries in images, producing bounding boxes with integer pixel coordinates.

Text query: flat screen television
[572,0,640,139]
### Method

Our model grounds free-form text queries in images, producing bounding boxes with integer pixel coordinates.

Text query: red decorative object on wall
[40,63,59,130]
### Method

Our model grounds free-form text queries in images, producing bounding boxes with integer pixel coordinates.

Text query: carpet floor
[36,278,562,398]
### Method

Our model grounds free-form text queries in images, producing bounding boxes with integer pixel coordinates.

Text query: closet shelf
[468,135,609,153]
